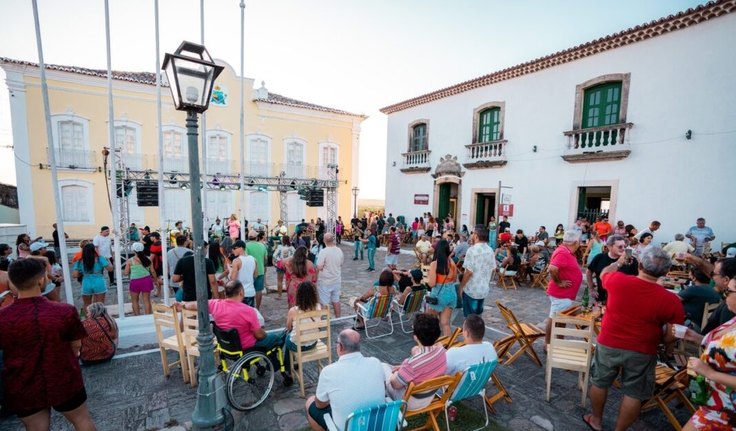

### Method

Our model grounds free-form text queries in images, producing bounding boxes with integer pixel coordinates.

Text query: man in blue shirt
[686,217,715,257]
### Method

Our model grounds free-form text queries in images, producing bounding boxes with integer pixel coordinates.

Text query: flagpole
[239,0,246,241]
[155,0,170,305]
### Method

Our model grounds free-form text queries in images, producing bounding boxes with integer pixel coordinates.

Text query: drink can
[448,406,457,422]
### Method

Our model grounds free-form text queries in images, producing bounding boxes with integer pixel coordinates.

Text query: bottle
[689,375,710,406]
[582,286,590,310]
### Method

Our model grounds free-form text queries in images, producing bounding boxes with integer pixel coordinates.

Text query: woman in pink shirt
[228,214,241,240]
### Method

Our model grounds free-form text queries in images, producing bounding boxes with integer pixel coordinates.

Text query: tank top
[236,255,256,297]
[436,261,457,284]
[130,259,150,280]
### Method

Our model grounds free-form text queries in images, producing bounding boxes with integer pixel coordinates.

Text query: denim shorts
[427,282,457,312]
[254,274,265,292]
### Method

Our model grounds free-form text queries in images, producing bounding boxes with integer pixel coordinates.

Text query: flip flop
[581,414,602,431]
[351,326,365,331]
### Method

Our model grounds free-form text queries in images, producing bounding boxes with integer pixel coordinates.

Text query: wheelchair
[212,323,292,411]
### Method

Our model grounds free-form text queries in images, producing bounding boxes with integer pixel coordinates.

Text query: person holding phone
[587,235,639,304]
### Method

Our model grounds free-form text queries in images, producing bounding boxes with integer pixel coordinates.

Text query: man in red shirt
[583,247,684,431]
[545,231,583,346]
[0,258,94,430]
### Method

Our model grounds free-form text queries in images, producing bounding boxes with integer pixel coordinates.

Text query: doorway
[576,186,611,220]
[474,193,496,226]
[436,182,459,222]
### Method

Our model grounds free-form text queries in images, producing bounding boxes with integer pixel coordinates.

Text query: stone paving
[0,243,693,430]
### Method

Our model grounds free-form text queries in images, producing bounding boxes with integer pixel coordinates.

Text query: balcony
[48,148,97,171]
[400,150,432,174]
[562,123,633,163]
[463,140,508,169]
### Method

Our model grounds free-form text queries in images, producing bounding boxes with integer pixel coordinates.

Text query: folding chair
[403,374,460,431]
[392,289,426,334]
[702,302,720,330]
[641,365,695,431]
[290,308,332,398]
[496,265,517,290]
[485,372,513,414]
[437,327,462,349]
[444,360,498,431]
[530,265,549,289]
[325,399,406,431]
[545,316,595,406]
[495,301,545,366]
[356,294,394,340]
[153,303,189,383]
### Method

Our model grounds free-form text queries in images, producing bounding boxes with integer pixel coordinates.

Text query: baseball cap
[30,241,49,252]
[727,247,736,258]
[232,240,246,249]
[131,242,144,252]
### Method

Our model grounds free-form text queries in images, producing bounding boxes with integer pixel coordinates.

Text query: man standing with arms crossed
[316,233,344,318]
[459,225,496,317]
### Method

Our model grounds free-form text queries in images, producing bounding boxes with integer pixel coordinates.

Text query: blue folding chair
[325,399,405,431]
[444,360,498,431]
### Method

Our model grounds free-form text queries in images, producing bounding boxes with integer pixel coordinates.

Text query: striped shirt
[396,344,447,387]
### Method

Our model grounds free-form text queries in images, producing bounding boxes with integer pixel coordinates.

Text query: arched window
[410,123,428,152]
[51,114,91,168]
[162,126,187,172]
[285,140,305,177]
[248,135,271,177]
[478,108,501,142]
[206,130,232,174]
[582,82,622,128]
[319,142,339,179]
[58,180,94,224]
[114,121,142,169]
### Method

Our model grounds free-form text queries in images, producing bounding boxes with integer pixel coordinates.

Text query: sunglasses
[724,289,736,298]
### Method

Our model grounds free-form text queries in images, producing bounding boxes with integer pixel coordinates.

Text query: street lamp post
[162,41,226,430]
[351,186,360,218]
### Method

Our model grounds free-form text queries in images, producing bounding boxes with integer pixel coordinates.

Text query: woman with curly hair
[283,246,317,307]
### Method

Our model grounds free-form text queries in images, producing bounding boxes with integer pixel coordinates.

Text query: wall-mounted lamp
[685,129,693,140]
[392,161,396,167]
[532,145,538,153]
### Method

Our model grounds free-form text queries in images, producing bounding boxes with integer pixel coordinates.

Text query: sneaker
[282,374,294,387]
[353,258,358,261]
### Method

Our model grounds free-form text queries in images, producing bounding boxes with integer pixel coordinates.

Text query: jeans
[367,247,376,269]
[462,292,485,317]
[254,329,287,372]
[283,337,316,373]
[354,241,363,259]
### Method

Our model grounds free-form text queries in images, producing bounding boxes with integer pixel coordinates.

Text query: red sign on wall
[498,204,514,217]
[414,194,429,205]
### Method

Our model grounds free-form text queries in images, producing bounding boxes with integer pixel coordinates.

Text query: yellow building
[0,57,365,239]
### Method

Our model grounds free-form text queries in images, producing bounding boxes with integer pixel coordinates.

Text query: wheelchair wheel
[226,350,275,411]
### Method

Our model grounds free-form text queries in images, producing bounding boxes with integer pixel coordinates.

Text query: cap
[248,230,257,239]
[233,240,246,249]
[727,247,736,258]
[30,241,49,252]
[131,242,144,252]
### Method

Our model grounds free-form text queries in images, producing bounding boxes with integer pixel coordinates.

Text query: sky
[0,0,706,199]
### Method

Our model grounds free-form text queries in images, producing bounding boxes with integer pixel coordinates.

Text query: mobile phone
[625,248,632,258]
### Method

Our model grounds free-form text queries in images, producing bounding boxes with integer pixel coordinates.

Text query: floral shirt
[692,317,736,429]
[462,242,497,300]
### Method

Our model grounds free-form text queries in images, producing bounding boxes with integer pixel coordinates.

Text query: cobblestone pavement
[0,244,691,430]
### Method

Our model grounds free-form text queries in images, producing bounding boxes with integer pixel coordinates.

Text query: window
[478,108,500,142]
[319,143,338,178]
[205,190,232,222]
[127,189,145,225]
[249,191,269,223]
[51,114,91,168]
[286,192,305,223]
[164,189,191,227]
[163,127,187,172]
[58,180,93,224]
[114,122,142,169]
[286,141,304,177]
[249,136,270,177]
[206,131,231,174]
[582,82,622,128]
[410,123,427,152]
[59,121,84,152]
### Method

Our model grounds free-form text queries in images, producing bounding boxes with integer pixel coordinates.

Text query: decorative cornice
[463,160,508,169]
[400,167,431,174]
[380,0,736,114]
[561,150,631,163]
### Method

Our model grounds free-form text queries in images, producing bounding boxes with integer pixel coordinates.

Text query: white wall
[385,14,736,243]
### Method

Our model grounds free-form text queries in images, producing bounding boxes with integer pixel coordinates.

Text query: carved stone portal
[431,154,464,179]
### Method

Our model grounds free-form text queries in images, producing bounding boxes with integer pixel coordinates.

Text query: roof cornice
[380,0,736,114]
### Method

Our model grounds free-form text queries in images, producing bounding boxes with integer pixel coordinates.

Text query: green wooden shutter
[475,196,486,226]
[411,124,427,152]
[582,82,622,129]
[478,108,501,142]
[438,184,450,220]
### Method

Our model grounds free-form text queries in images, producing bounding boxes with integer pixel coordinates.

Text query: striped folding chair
[392,289,426,333]
[356,294,395,340]
[325,399,406,431]
[444,360,498,431]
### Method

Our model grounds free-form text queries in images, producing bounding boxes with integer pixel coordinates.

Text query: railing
[206,158,234,175]
[48,148,96,170]
[163,157,189,173]
[465,140,507,162]
[563,123,633,154]
[402,149,431,169]
[577,208,609,221]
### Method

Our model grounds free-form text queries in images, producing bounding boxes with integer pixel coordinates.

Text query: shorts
[15,388,87,418]
[590,344,657,400]
[548,296,573,318]
[81,275,107,296]
[307,400,332,430]
[318,283,341,304]
[427,282,457,312]
[462,293,485,317]
[129,275,154,293]
[243,296,255,307]
[385,253,399,266]
[254,275,265,292]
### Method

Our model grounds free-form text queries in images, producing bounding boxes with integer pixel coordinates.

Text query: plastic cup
[674,324,687,339]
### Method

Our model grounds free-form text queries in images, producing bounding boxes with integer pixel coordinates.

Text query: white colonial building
[381,0,736,244]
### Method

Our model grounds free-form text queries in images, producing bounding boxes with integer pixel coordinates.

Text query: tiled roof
[254,92,366,118]
[380,0,736,114]
[0,57,163,86]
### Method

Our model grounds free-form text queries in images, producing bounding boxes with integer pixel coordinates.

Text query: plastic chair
[152,303,189,383]
[290,308,332,398]
[444,360,498,431]
[356,294,394,340]
[392,289,426,334]
[325,399,406,431]
[545,316,595,406]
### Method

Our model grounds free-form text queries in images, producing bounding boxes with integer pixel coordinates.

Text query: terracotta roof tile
[254,92,366,118]
[380,0,736,114]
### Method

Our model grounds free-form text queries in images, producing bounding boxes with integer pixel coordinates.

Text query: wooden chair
[495,301,545,366]
[437,327,462,349]
[289,308,332,398]
[324,399,406,431]
[641,366,695,431]
[530,265,549,289]
[152,303,189,383]
[485,372,513,414]
[402,374,460,431]
[496,265,517,290]
[545,316,595,406]
[702,301,720,330]
[356,294,395,340]
[392,289,427,334]
[444,360,498,431]
[181,308,217,387]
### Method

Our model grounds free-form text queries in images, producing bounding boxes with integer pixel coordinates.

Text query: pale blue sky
[0,0,705,198]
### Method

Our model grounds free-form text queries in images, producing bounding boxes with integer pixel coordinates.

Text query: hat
[534,241,546,247]
[727,247,736,258]
[131,242,144,252]
[30,241,49,252]
[233,240,246,249]
[248,230,257,239]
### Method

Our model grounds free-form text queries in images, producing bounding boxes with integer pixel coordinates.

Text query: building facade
[381,1,736,243]
[1,58,364,239]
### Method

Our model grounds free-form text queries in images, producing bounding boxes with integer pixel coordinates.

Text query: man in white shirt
[305,329,385,431]
[662,233,695,258]
[446,314,498,375]
[209,218,224,241]
[415,234,432,264]
[229,240,257,306]
[93,225,114,285]
[459,225,496,316]
[167,235,190,295]
[316,233,344,318]
[634,220,661,242]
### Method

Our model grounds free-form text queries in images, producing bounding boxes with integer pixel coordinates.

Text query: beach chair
[641,365,695,431]
[356,294,395,340]
[392,289,426,333]
[444,360,498,431]
[325,399,406,431]
[496,265,517,290]
[437,327,462,349]
[530,265,549,289]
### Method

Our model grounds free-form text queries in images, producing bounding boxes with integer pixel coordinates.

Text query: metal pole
[200,0,208,241]
[187,110,224,428]
[239,0,246,241]
[154,0,170,305]
[104,0,125,318]
[30,0,74,305]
